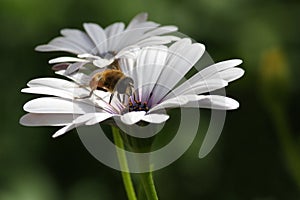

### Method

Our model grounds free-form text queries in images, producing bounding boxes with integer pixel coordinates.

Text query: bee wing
[89,68,106,77]
[56,70,91,86]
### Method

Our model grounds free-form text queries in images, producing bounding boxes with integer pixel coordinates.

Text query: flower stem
[112,126,137,200]
[139,172,159,200]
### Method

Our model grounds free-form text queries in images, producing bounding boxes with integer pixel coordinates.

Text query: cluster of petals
[20,13,244,138]
[36,12,179,73]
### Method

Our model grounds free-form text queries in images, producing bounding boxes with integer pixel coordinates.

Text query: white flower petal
[25,78,90,98]
[93,58,114,68]
[20,113,77,126]
[115,46,140,59]
[120,18,160,50]
[149,96,189,113]
[104,22,125,52]
[36,44,85,54]
[83,23,107,54]
[51,112,113,138]
[114,29,146,51]
[166,79,228,99]
[134,45,168,101]
[52,123,76,138]
[127,12,148,30]
[24,77,114,114]
[60,29,95,52]
[36,13,177,59]
[135,36,180,47]
[210,68,245,82]
[144,26,178,37]
[23,97,98,114]
[198,59,243,81]
[182,95,240,110]
[128,21,159,32]
[150,94,239,112]
[142,114,169,123]
[21,87,73,99]
[72,113,98,124]
[150,39,205,105]
[49,57,88,64]
[163,59,243,100]
[77,53,101,60]
[118,56,137,77]
[27,77,77,88]
[36,37,88,54]
[120,111,146,125]
[85,113,115,125]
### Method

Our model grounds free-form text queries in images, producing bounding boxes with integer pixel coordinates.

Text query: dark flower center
[128,100,149,112]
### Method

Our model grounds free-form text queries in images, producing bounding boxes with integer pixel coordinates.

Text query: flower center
[128,100,149,112]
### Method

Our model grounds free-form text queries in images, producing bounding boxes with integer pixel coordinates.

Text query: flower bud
[259,47,291,105]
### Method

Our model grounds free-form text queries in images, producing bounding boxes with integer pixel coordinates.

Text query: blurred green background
[1,0,300,199]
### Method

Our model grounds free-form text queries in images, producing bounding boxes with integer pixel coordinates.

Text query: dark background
[1,0,300,199]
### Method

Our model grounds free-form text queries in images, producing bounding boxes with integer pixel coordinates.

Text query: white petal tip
[52,132,63,138]
[194,42,206,51]
[230,59,243,66]
[120,111,146,125]
[234,68,245,81]
[19,115,27,126]
[142,114,170,124]
[226,98,240,110]
[49,57,87,64]
[52,125,71,138]
[83,22,94,26]
[93,59,113,68]
[136,12,148,20]
[35,45,47,52]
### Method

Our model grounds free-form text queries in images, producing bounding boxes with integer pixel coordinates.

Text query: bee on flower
[19,13,245,200]
[20,38,244,138]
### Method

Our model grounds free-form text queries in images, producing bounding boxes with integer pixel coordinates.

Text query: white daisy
[20,39,244,138]
[35,12,179,74]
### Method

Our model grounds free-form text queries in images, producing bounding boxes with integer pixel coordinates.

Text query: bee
[77,68,135,104]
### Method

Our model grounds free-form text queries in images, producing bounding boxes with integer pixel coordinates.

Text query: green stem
[112,127,137,200]
[270,104,300,189]
[140,172,159,200]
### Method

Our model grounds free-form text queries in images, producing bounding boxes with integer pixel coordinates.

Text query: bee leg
[97,87,108,92]
[109,93,114,104]
[122,95,126,104]
[116,93,123,103]
[74,90,94,99]
[133,92,138,103]
[78,84,89,88]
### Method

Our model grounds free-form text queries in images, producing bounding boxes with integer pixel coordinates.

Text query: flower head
[20,38,244,138]
[36,12,179,73]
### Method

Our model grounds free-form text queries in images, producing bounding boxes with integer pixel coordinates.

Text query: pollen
[128,100,149,112]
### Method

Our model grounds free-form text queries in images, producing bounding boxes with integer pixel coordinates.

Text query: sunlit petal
[23,97,98,114]
[120,111,146,125]
[142,114,169,123]
[19,113,78,126]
